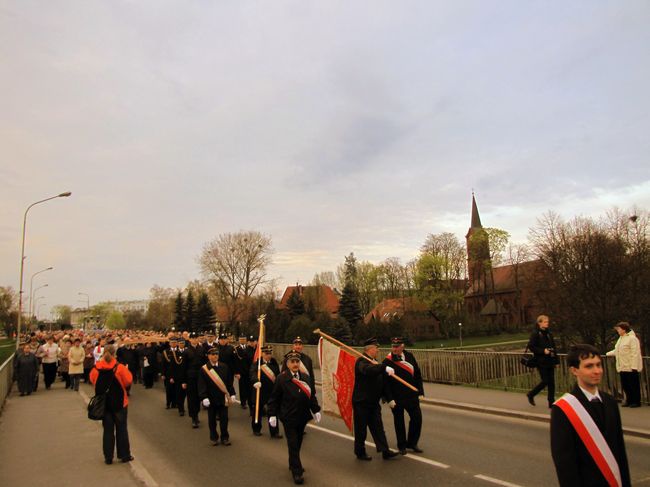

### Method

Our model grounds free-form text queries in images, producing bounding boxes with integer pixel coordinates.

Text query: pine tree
[184,290,196,332]
[338,282,363,338]
[286,288,305,318]
[194,291,216,332]
[174,292,184,330]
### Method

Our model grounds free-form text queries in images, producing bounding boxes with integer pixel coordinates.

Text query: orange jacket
[90,358,133,408]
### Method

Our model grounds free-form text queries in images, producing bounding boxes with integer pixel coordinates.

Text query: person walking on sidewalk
[14,343,39,396]
[606,322,643,408]
[68,337,85,391]
[38,336,60,390]
[198,347,236,446]
[526,315,559,408]
[90,345,134,465]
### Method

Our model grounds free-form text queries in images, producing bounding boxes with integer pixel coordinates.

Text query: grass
[411,332,530,350]
[0,338,16,366]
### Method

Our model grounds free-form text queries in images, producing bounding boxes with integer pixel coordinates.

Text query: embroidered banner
[318,337,355,432]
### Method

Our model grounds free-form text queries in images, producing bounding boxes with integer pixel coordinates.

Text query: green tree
[174,292,184,329]
[146,285,175,331]
[124,309,146,329]
[106,310,126,330]
[0,286,17,336]
[286,288,305,318]
[338,253,364,340]
[284,315,315,344]
[194,291,216,332]
[52,305,72,326]
[184,289,196,332]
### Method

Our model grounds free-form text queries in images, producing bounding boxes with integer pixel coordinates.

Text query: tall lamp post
[458,322,463,348]
[30,283,49,320]
[28,266,53,322]
[16,191,72,350]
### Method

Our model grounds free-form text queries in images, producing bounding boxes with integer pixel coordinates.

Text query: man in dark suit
[281,337,315,391]
[352,338,399,461]
[234,334,254,409]
[551,343,631,487]
[268,351,321,485]
[185,332,206,428]
[250,345,282,438]
[383,337,425,455]
[198,347,236,446]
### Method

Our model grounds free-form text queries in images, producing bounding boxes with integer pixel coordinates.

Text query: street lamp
[28,266,53,320]
[458,322,463,348]
[31,283,49,319]
[37,303,47,320]
[16,191,72,349]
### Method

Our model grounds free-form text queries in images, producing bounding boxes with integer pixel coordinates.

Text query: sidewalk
[313,370,650,439]
[0,380,140,487]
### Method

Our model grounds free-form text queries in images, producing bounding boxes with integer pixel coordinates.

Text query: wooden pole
[254,314,266,424]
[313,328,418,393]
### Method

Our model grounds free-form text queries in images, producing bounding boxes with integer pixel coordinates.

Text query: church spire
[470,192,482,228]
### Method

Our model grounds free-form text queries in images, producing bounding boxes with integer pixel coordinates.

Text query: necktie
[590,397,605,430]
[294,373,299,380]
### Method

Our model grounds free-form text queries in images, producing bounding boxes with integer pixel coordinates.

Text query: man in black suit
[268,351,321,485]
[234,334,254,409]
[185,332,206,428]
[198,347,236,446]
[250,345,282,438]
[352,338,398,461]
[551,343,631,487]
[281,337,315,391]
[383,337,425,455]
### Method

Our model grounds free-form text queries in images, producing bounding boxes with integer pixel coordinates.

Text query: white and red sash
[202,364,231,405]
[291,377,312,399]
[260,364,276,383]
[554,393,622,487]
[387,353,415,376]
[299,360,310,377]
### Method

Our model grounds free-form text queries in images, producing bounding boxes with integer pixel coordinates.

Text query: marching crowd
[11,315,644,486]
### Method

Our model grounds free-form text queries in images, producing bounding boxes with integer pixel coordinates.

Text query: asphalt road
[79,380,650,487]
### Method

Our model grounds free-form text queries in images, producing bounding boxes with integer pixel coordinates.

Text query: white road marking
[474,474,525,487]
[307,424,450,469]
[78,387,158,486]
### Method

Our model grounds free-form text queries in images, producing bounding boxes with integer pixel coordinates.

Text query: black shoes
[399,449,407,455]
[382,450,399,460]
[179,411,185,417]
[221,439,231,446]
[629,404,641,408]
[408,446,423,453]
[272,434,283,439]
[253,431,262,436]
[192,421,199,429]
[292,473,304,485]
[104,458,113,465]
[210,437,219,446]
[526,393,535,406]
[356,454,372,461]
[121,456,134,463]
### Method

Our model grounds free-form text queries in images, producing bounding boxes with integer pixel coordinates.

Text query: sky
[1,1,649,319]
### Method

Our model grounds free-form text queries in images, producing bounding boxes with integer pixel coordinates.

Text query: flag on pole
[317,337,356,432]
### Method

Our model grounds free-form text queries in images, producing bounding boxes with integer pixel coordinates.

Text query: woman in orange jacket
[90,345,134,464]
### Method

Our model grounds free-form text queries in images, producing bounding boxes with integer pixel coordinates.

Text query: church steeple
[466,193,490,285]
[470,192,482,228]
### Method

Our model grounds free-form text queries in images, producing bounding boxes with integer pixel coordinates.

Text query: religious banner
[317,337,355,432]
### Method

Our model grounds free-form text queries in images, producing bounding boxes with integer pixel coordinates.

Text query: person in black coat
[551,344,631,487]
[281,337,315,391]
[526,314,559,408]
[160,337,177,409]
[234,334,254,409]
[352,338,398,461]
[139,342,158,389]
[268,351,321,485]
[185,333,206,428]
[249,345,282,438]
[216,334,239,386]
[198,347,236,446]
[14,343,39,396]
[382,337,425,454]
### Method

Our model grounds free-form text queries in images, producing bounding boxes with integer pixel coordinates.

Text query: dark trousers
[207,404,229,440]
[164,378,176,408]
[529,366,555,404]
[251,406,280,436]
[283,420,307,474]
[239,376,251,406]
[70,374,82,391]
[62,372,71,389]
[620,371,641,406]
[175,382,187,413]
[187,377,200,420]
[43,363,57,388]
[102,407,131,461]
[142,368,155,388]
[353,401,389,456]
[83,367,92,383]
[392,399,422,449]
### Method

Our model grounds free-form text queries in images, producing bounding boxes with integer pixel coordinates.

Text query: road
[77,380,650,487]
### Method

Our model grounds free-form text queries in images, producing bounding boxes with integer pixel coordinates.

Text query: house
[364,296,440,340]
[277,284,340,318]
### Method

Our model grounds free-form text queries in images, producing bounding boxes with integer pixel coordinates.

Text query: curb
[315,381,650,440]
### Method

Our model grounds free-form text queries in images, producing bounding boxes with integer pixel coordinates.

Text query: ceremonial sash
[299,360,310,376]
[291,377,312,399]
[202,364,231,405]
[554,394,622,487]
[387,353,415,376]
[260,364,276,383]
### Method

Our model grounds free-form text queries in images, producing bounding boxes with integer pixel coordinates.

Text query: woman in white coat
[606,321,643,407]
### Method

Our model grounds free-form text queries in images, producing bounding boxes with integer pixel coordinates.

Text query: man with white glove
[352,338,398,461]
[250,345,282,438]
[253,381,262,389]
[198,347,236,446]
[385,366,395,376]
[267,351,321,485]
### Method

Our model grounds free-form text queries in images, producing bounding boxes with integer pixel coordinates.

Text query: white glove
[269,416,277,428]
[314,412,322,423]
[253,381,262,389]
[230,395,237,403]
[388,400,396,409]
[385,366,395,376]
[202,398,210,407]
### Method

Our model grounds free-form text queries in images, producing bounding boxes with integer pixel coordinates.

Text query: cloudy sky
[1,1,648,317]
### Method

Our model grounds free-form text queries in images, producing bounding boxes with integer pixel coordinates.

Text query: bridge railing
[269,343,649,405]
[0,353,15,412]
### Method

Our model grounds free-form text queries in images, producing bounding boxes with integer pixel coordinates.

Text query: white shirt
[579,386,602,403]
[93,345,104,363]
[40,343,60,364]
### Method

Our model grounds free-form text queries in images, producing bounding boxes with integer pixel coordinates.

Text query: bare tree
[198,231,273,329]
[420,232,467,281]
[311,271,338,289]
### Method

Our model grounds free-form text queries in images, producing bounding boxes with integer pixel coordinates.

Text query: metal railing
[269,343,649,405]
[0,353,15,412]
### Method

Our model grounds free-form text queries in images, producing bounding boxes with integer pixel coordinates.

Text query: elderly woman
[606,321,643,408]
[68,337,85,391]
[14,343,39,396]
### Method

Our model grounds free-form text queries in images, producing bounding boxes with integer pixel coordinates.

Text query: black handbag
[87,365,117,420]
[520,344,537,368]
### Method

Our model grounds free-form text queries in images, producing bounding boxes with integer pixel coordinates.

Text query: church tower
[465,194,490,286]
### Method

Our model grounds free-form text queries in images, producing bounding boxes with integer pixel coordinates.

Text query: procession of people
[11,313,643,486]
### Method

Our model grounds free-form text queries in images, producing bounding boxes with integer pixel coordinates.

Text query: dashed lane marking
[474,474,525,487]
[78,388,158,487]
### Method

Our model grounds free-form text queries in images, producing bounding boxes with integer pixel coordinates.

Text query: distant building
[277,284,341,318]
[364,296,440,340]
